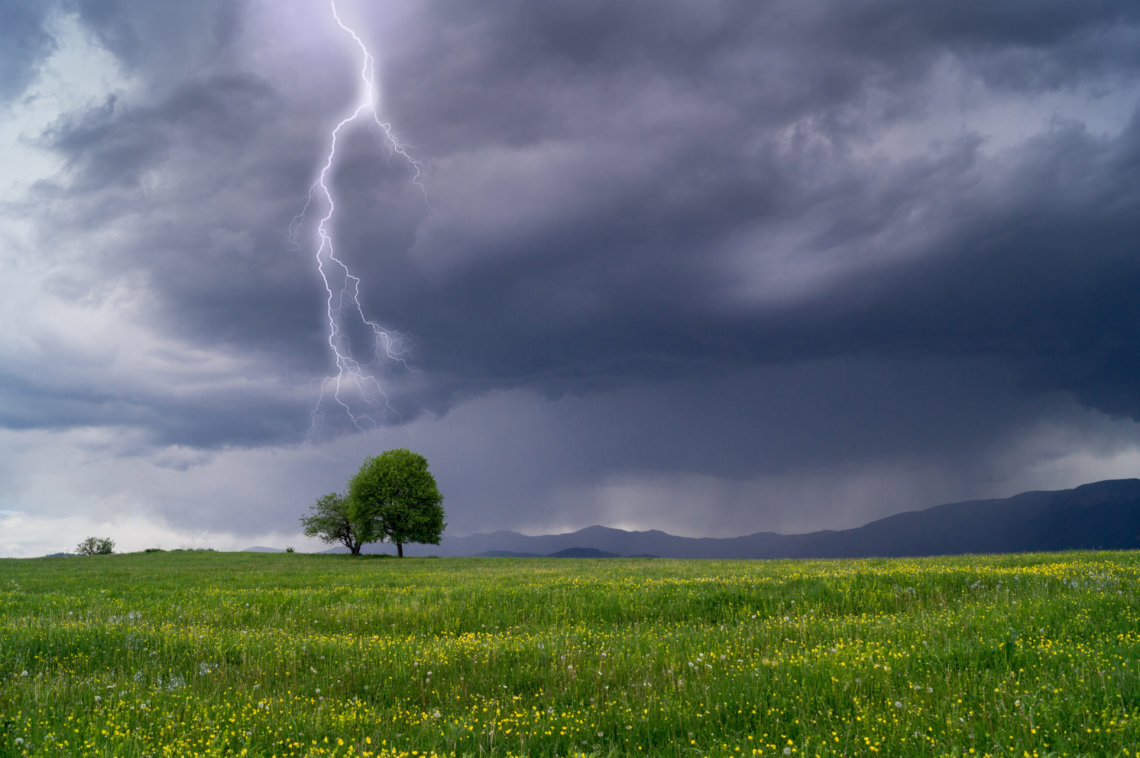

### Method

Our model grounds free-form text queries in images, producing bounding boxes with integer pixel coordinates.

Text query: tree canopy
[76,536,114,555]
[348,449,445,558]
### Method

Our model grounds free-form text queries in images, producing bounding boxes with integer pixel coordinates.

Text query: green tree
[300,492,365,556]
[349,449,445,558]
[76,537,114,555]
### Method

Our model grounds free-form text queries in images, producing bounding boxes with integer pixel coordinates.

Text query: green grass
[1,551,1138,757]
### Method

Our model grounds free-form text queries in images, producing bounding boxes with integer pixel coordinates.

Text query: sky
[2,0,1140,557]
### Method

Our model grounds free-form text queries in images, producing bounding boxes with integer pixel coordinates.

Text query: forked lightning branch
[290,0,424,434]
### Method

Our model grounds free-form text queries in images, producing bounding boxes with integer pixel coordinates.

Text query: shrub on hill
[76,537,114,555]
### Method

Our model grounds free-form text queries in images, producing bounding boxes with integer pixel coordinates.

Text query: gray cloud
[3,0,1140,550]
[66,0,246,79]
[0,1,57,103]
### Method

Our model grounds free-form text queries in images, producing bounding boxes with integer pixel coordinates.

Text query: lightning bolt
[290,0,425,435]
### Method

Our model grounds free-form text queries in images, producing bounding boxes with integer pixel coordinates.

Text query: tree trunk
[397,542,404,558]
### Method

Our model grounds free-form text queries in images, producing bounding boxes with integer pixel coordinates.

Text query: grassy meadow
[1,550,1138,757]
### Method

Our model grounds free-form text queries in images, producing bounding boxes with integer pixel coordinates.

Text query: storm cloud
[2,0,1139,555]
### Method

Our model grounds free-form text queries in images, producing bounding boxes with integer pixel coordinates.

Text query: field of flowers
[1,550,1138,757]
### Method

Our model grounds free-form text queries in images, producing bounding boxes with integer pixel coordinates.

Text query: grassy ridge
[1,551,1138,756]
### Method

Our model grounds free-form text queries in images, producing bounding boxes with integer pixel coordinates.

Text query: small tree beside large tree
[300,492,366,556]
[300,449,445,557]
[349,449,445,558]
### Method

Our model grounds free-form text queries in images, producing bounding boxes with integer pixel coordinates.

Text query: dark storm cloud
[377,0,1140,152]
[814,115,1140,412]
[66,0,246,79]
[5,4,329,449]
[0,370,307,449]
[13,0,1140,460]
[32,69,326,354]
[0,1,56,103]
[364,0,1140,423]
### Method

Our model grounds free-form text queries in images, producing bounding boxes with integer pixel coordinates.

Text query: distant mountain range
[385,478,1140,559]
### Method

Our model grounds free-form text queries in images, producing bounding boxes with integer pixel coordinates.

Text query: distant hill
[412,479,1140,559]
[547,547,621,558]
[475,550,543,558]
